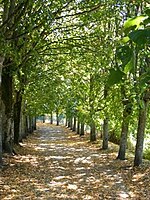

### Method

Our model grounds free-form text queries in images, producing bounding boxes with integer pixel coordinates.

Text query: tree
[114,7,150,165]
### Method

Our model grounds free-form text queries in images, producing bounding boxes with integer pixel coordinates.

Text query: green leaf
[107,68,125,86]
[124,16,148,34]
[145,8,150,17]
[142,17,150,26]
[124,59,134,74]
[139,71,150,87]
[129,29,150,45]
[117,46,132,66]
[122,36,130,43]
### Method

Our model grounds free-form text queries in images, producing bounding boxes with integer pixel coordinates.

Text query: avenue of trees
[0,0,150,167]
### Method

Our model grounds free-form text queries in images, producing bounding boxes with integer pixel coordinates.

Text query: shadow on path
[1,123,149,200]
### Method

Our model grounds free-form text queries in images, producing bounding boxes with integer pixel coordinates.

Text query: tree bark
[56,110,59,126]
[90,120,96,142]
[89,74,96,142]
[42,115,45,123]
[33,116,36,130]
[0,57,4,165]
[72,116,76,131]
[77,119,80,134]
[117,108,129,159]
[102,118,109,149]
[65,117,68,126]
[134,99,149,166]
[70,117,73,130]
[50,112,53,124]
[80,122,84,136]
[68,117,73,129]
[102,85,108,148]
[14,91,22,145]
[2,63,13,154]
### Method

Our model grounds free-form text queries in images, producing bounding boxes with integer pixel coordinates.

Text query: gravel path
[27,124,130,199]
[1,123,144,200]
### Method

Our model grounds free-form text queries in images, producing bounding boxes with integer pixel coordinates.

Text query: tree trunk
[90,120,96,142]
[0,57,4,165]
[89,74,96,142]
[77,119,80,134]
[19,109,27,140]
[68,118,71,128]
[102,118,109,149]
[117,124,129,160]
[30,116,33,133]
[25,116,28,137]
[33,116,36,130]
[134,99,149,166]
[70,117,73,130]
[56,110,59,126]
[102,85,109,149]
[80,122,84,136]
[14,91,22,145]
[27,116,33,134]
[117,103,131,160]
[2,64,13,154]
[65,117,68,126]
[73,117,76,131]
[50,112,53,124]
[42,115,45,123]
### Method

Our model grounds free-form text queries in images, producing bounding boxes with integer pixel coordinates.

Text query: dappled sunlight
[1,124,150,199]
[132,172,145,181]
[12,155,39,167]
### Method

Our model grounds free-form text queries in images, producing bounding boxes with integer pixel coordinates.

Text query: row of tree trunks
[0,60,36,163]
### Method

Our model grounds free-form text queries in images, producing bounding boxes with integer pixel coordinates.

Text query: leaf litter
[0,123,150,200]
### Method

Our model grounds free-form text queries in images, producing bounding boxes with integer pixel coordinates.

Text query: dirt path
[0,124,150,200]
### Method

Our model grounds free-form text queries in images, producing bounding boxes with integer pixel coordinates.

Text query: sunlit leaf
[122,36,130,43]
[124,59,134,74]
[124,16,148,34]
[124,16,148,29]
